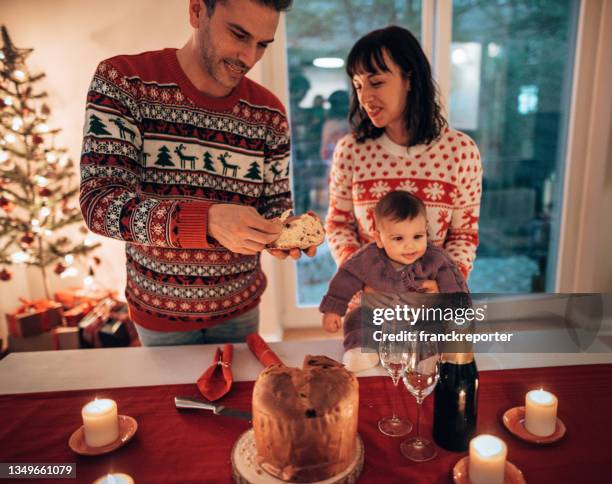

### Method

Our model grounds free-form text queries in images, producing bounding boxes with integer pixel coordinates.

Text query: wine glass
[377,320,413,436]
[400,338,440,461]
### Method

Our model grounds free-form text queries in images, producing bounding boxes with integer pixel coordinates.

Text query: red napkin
[197,344,233,401]
[246,333,283,367]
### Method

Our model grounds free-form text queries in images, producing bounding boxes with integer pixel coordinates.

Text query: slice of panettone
[269,210,325,250]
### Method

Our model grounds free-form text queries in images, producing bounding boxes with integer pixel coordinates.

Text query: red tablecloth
[1,364,611,484]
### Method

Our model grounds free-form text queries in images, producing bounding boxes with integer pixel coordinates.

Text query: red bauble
[39,187,52,197]
[54,263,66,275]
[32,134,44,145]
[0,268,12,281]
[93,256,101,266]
[0,99,5,108]
[20,232,35,246]
[0,196,14,213]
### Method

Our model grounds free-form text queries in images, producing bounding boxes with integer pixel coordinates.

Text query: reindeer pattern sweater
[325,129,482,277]
[80,49,291,331]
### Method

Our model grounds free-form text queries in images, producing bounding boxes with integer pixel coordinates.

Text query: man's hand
[419,280,440,293]
[267,246,317,260]
[322,313,342,333]
[208,204,282,255]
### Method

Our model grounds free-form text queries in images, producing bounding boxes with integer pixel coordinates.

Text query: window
[450,0,579,292]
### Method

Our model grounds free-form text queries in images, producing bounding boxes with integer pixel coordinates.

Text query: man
[80,0,313,346]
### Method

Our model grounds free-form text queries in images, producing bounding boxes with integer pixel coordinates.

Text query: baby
[319,190,468,371]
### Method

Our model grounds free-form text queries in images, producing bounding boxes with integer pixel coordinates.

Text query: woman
[325,25,482,281]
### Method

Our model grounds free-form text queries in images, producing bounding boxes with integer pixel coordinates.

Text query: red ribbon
[246,333,283,367]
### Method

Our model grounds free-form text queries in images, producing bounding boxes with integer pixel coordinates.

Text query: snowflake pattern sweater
[326,129,482,278]
[80,49,291,331]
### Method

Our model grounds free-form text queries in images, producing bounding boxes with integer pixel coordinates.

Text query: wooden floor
[282,327,343,341]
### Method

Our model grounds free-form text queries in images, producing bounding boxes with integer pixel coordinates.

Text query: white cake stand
[231,429,364,484]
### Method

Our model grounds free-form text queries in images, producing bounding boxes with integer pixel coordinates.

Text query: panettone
[252,355,359,482]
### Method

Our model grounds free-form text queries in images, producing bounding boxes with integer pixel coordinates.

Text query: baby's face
[374,214,428,265]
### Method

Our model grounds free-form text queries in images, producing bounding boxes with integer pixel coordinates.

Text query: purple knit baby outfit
[319,242,469,350]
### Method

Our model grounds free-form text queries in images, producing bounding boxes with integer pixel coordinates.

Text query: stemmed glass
[400,337,440,461]
[377,320,413,436]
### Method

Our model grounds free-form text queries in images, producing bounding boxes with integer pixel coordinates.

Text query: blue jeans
[134,307,259,347]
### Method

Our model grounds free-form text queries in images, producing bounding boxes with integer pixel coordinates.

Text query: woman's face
[352,50,410,137]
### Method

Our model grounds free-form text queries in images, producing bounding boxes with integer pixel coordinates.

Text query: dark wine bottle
[432,352,479,452]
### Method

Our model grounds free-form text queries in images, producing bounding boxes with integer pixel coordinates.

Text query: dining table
[1,339,611,483]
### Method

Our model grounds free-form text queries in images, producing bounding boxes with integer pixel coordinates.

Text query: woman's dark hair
[346,25,447,147]
[374,190,426,224]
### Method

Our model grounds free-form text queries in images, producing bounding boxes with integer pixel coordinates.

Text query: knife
[174,396,252,420]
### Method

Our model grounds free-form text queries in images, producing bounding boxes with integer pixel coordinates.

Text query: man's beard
[199,41,245,91]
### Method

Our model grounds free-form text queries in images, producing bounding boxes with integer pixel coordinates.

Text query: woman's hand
[322,313,342,333]
[419,280,440,293]
[363,286,399,307]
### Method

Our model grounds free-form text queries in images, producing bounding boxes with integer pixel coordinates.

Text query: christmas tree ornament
[54,263,66,275]
[0,195,14,212]
[0,26,32,70]
[20,232,35,247]
[38,187,52,198]
[0,267,12,281]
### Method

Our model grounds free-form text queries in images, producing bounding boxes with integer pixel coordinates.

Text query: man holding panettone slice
[79,0,321,346]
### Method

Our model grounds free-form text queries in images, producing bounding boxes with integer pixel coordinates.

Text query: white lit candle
[93,473,134,484]
[468,434,507,484]
[525,389,558,436]
[81,398,119,447]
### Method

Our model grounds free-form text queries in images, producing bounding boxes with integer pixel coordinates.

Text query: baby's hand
[322,313,342,333]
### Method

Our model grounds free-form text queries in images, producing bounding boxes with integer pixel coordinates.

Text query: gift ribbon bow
[17,298,57,314]
[197,344,234,401]
[246,333,283,367]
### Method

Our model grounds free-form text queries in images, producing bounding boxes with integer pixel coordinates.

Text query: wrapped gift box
[78,298,116,347]
[9,327,80,352]
[63,302,94,326]
[6,299,64,337]
[99,319,132,347]
[54,287,118,310]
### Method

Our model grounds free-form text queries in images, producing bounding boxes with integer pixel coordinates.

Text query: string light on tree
[0,25,101,298]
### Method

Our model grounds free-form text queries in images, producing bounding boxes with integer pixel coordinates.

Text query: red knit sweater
[80,49,291,331]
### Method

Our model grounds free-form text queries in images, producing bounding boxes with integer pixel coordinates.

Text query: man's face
[374,214,428,265]
[191,0,279,95]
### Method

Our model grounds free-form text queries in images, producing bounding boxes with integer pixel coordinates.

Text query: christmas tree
[0,26,100,297]
[154,145,174,167]
[244,161,262,180]
[203,151,215,172]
